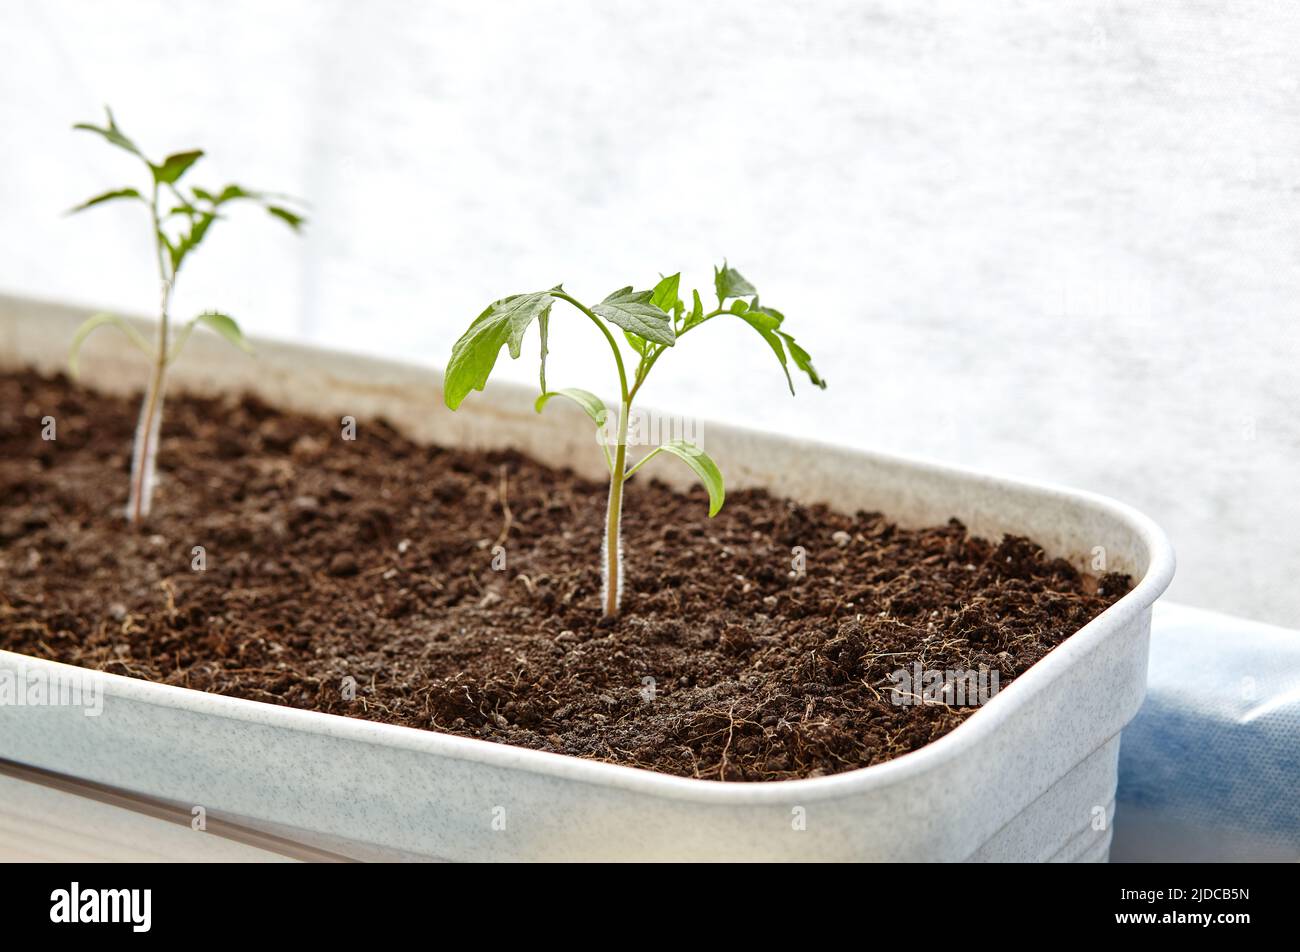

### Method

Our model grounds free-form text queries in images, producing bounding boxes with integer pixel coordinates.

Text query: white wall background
[1,0,1297,626]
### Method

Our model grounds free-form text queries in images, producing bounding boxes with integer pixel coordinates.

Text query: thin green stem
[127,182,176,526]
[552,290,635,618]
[621,444,664,481]
[603,398,629,618]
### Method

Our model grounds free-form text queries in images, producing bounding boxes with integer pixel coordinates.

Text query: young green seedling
[444,263,826,619]
[67,107,306,525]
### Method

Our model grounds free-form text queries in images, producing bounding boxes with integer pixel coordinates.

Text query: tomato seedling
[444,263,825,619]
[67,107,305,524]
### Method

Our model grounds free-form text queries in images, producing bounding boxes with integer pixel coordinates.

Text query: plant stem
[603,397,630,618]
[127,183,174,525]
[552,290,635,619]
[127,279,171,525]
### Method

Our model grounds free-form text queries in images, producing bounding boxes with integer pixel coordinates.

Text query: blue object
[1112,603,1300,862]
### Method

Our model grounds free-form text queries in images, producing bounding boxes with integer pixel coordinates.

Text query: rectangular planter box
[0,294,1175,861]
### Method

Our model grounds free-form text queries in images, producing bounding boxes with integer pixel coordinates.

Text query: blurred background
[1,0,1297,626]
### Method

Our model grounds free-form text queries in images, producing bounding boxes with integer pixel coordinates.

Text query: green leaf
[196,183,306,228]
[68,313,152,376]
[591,287,675,346]
[653,441,726,517]
[723,294,823,394]
[778,331,827,389]
[207,184,254,204]
[683,288,705,329]
[166,202,204,218]
[623,330,648,356]
[169,211,216,273]
[735,307,794,395]
[650,272,681,314]
[444,291,555,410]
[152,150,203,185]
[714,262,757,304]
[67,188,143,214]
[534,388,609,427]
[72,107,145,160]
[266,205,305,231]
[192,311,252,353]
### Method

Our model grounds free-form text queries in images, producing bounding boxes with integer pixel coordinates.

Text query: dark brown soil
[0,369,1130,781]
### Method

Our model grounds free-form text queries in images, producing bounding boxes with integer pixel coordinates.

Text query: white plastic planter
[0,295,1175,861]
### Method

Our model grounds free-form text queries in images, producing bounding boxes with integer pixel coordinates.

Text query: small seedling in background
[444,263,826,619]
[67,106,306,524]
